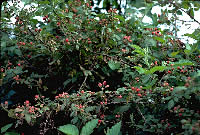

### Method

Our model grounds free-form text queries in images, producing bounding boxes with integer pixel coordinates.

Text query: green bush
[0,0,200,134]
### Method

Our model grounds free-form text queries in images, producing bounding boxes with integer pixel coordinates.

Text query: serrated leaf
[168,100,174,110]
[106,122,121,135]
[58,124,79,135]
[114,104,130,113]
[174,59,194,66]
[171,51,179,57]
[1,123,13,133]
[153,37,165,43]
[4,132,20,135]
[114,15,125,22]
[25,114,31,124]
[80,119,98,135]
[63,79,71,88]
[145,66,167,74]
[108,60,120,70]
[134,66,146,74]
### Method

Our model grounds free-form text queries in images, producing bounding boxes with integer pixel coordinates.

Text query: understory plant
[0,0,200,134]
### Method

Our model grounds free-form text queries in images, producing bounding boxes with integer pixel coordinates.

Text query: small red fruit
[5,101,8,105]
[98,120,102,124]
[65,38,69,42]
[103,81,106,86]
[168,70,171,74]
[57,22,61,26]
[98,83,102,87]
[137,93,142,97]
[118,95,122,99]
[81,90,84,94]
[25,100,29,104]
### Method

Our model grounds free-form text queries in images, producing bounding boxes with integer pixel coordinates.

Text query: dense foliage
[0,0,200,135]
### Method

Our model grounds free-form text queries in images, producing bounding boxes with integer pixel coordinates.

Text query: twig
[136,105,146,123]
[79,75,88,91]
[172,2,200,25]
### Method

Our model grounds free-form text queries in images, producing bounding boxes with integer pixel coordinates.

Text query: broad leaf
[1,123,13,133]
[58,124,79,135]
[108,60,121,70]
[168,100,174,110]
[80,119,98,135]
[106,122,121,135]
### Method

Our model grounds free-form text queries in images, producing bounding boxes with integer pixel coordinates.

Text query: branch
[172,2,200,25]
[136,105,146,123]
[79,75,88,91]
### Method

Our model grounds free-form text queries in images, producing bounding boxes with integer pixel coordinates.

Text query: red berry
[25,100,29,104]
[136,88,140,92]
[17,63,21,66]
[105,85,109,88]
[98,120,102,124]
[57,22,60,26]
[118,95,122,99]
[98,83,102,87]
[103,81,106,86]
[100,102,103,105]
[65,38,69,42]
[131,87,135,91]
[81,90,84,94]
[168,70,171,74]
[170,87,173,91]
[158,14,161,17]
[137,93,142,97]
[35,95,39,99]
[5,101,8,105]
[30,42,33,45]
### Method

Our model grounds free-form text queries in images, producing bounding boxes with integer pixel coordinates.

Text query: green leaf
[177,10,182,15]
[80,119,98,135]
[1,123,13,133]
[174,59,194,66]
[168,100,174,110]
[58,124,79,135]
[25,114,31,124]
[63,79,71,88]
[108,60,121,70]
[172,86,187,94]
[106,122,121,135]
[134,66,146,74]
[189,8,194,18]
[4,132,20,135]
[114,104,130,113]
[145,66,167,74]
[131,45,145,56]
[114,15,125,22]
[171,51,179,57]
[22,0,31,5]
[153,37,165,43]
